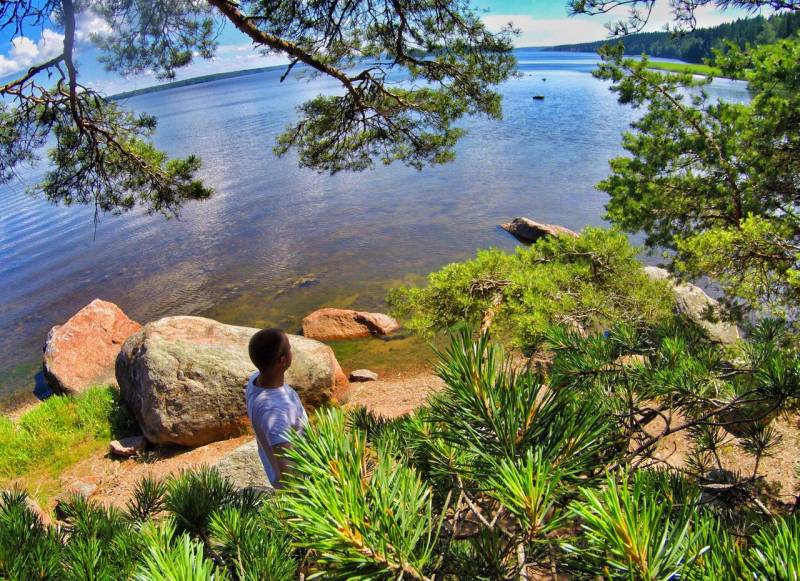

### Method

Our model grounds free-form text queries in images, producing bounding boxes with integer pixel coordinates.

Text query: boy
[245,328,308,488]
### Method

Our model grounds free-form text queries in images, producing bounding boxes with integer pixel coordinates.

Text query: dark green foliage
[125,476,167,523]
[568,0,800,38]
[595,35,800,313]
[1,83,212,218]
[428,329,622,483]
[0,489,62,579]
[1,468,295,580]
[553,11,800,63]
[134,521,227,581]
[40,98,212,216]
[5,329,800,579]
[747,515,800,579]
[388,227,676,352]
[565,470,711,580]
[282,408,442,579]
[278,328,800,578]
[208,503,296,581]
[57,494,143,580]
[94,0,217,81]
[165,467,241,539]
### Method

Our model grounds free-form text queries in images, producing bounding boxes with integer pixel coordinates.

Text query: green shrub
[0,469,297,580]
[0,489,62,579]
[387,227,676,352]
[747,515,800,580]
[565,470,710,579]
[277,326,799,578]
[3,329,799,579]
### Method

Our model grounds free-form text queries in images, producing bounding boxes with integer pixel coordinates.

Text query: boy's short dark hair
[248,328,289,370]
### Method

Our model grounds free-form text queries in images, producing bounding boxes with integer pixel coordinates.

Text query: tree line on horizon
[552,11,800,63]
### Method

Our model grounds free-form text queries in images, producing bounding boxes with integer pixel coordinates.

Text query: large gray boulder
[643,267,741,345]
[116,316,350,447]
[213,440,272,491]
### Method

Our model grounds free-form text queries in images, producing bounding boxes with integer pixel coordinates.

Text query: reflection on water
[0,50,749,401]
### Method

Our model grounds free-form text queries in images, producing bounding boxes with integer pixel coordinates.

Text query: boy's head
[248,328,292,372]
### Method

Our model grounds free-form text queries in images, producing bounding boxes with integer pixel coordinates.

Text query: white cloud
[0,30,65,76]
[0,55,17,76]
[0,9,108,78]
[38,29,67,60]
[483,4,751,47]
[75,11,112,43]
[483,14,609,46]
[617,1,748,32]
[10,36,39,61]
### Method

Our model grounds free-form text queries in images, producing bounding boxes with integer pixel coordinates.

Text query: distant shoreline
[109,64,290,100]
[108,50,726,102]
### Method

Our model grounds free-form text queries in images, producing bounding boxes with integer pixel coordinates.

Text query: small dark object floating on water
[541,78,547,81]
[532,95,545,100]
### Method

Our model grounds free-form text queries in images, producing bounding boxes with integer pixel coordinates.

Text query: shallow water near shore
[0,50,749,405]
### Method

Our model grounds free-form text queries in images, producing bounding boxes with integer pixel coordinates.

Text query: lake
[0,50,748,403]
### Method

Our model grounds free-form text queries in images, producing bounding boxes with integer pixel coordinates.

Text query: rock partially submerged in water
[43,299,142,396]
[116,316,349,447]
[302,308,400,341]
[643,266,741,345]
[500,217,579,243]
[273,275,320,298]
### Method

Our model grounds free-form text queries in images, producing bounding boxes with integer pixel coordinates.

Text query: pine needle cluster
[3,324,799,579]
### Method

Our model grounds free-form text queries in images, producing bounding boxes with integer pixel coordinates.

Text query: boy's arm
[272,442,295,489]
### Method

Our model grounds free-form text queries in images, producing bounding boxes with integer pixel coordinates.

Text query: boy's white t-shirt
[244,371,308,486]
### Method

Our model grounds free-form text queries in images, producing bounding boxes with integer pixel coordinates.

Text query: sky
[0,0,757,94]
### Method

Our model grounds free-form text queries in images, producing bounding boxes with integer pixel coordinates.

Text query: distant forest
[551,11,800,63]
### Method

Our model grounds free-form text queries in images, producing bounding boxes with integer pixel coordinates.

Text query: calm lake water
[0,50,748,401]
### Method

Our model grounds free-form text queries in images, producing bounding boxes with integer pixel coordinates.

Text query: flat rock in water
[109,435,146,458]
[643,266,741,345]
[43,299,141,395]
[349,369,379,382]
[302,308,400,341]
[213,439,272,491]
[116,316,350,447]
[500,217,579,243]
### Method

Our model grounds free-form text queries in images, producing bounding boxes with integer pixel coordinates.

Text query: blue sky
[1,0,755,93]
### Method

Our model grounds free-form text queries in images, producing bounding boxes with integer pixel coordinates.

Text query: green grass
[647,61,723,77]
[0,386,136,502]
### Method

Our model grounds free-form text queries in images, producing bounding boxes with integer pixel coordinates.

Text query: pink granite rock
[302,308,400,341]
[43,299,141,395]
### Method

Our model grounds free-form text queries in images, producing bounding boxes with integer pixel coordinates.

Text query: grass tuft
[0,386,136,501]
[646,61,723,77]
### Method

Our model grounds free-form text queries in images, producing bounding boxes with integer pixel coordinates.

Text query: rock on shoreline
[643,266,741,344]
[116,316,349,447]
[43,299,141,396]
